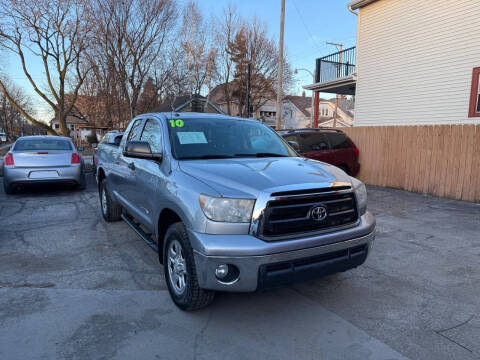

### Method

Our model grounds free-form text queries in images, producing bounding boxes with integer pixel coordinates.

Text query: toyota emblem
[310,206,328,221]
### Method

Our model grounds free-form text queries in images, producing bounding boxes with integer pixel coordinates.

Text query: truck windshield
[167,117,296,160]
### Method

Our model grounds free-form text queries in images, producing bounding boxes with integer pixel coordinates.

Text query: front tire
[163,222,215,311]
[100,180,122,222]
[338,165,350,175]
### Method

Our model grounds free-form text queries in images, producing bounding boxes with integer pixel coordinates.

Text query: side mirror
[123,140,162,161]
[288,140,300,152]
[77,146,85,152]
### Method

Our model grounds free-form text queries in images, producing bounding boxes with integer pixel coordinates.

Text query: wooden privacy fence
[343,125,480,202]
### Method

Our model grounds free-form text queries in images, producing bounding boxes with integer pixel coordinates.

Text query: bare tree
[0,79,28,137]
[180,1,217,98]
[215,5,240,115]
[227,17,293,117]
[92,0,177,120]
[0,0,92,136]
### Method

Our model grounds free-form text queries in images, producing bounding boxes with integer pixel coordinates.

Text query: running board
[121,213,158,252]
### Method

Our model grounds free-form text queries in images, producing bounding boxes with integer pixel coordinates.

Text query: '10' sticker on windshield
[169,119,184,128]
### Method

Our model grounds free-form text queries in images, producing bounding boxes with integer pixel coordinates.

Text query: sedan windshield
[167,117,296,160]
[14,139,72,151]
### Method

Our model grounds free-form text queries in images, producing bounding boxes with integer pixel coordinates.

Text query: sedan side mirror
[288,140,300,152]
[123,140,162,161]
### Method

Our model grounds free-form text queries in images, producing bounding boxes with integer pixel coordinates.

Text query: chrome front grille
[258,187,358,239]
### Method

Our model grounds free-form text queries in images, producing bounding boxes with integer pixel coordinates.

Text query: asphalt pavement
[0,176,479,360]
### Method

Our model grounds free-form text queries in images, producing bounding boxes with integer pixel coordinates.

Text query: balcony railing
[315,46,356,83]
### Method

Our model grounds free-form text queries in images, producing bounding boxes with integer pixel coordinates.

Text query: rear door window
[298,133,330,152]
[326,133,351,149]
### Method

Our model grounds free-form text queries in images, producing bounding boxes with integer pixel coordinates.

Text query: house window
[468,67,480,117]
[261,111,276,117]
[325,109,328,116]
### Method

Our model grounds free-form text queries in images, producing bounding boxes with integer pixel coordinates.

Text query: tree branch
[0,79,57,135]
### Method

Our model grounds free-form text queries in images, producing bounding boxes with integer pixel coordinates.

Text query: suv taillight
[71,153,81,164]
[353,146,360,156]
[4,153,14,166]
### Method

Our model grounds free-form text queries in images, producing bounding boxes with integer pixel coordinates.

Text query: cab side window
[140,119,163,153]
[127,120,143,141]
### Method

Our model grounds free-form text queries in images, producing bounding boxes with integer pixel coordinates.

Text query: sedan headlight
[199,194,255,223]
[350,177,367,215]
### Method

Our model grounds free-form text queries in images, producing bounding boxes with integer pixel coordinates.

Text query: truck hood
[179,157,352,198]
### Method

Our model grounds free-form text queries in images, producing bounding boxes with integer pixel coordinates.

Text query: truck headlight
[350,177,367,215]
[199,195,255,223]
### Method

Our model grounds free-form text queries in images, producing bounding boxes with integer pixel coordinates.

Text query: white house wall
[281,101,310,129]
[355,0,480,126]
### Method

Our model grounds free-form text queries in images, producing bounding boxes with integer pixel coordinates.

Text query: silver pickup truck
[96,113,376,311]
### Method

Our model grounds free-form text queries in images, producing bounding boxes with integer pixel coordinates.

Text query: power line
[291,0,324,52]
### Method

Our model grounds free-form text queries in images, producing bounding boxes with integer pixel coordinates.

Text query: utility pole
[276,0,285,129]
[294,68,315,127]
[246,63,251,118]
[326,42,343,128]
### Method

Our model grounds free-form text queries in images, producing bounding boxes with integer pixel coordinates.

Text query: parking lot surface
[0,176,479,360]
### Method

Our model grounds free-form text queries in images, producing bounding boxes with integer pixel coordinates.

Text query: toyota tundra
[96,113,376,311]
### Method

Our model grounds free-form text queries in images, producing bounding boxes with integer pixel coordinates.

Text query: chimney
[302,91,306,97]
[190,94,203,112]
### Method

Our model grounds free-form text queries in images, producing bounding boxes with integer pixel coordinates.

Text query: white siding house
[304,0,480,202]
[353,0,480,126]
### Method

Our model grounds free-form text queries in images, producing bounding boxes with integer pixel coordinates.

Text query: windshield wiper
[178,154,234,160]
[233,153,289,158]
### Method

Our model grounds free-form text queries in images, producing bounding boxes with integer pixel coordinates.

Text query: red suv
[279,128,360,176]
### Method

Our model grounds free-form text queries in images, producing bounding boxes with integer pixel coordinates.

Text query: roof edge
[347,0,379,10]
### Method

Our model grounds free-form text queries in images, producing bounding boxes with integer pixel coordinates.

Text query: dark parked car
[279,128,360,176]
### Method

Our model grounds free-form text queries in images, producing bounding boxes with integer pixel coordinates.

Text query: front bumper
[4,165,83,186]
[192,211,375,292]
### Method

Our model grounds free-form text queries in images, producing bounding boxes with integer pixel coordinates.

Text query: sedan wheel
[101,186,108,216]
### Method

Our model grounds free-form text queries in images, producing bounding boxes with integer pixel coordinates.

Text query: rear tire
[3,178,14,195]
[77,173,86,190]
[163,222,215,311]
[100,180,122,222]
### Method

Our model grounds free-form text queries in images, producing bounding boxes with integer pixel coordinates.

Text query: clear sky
[199,0,357,94]
[3,0,357,122]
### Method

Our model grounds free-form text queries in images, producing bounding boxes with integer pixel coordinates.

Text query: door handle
[128,162,135,170]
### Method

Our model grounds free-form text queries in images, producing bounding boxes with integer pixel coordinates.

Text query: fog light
[215,264,229,279]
